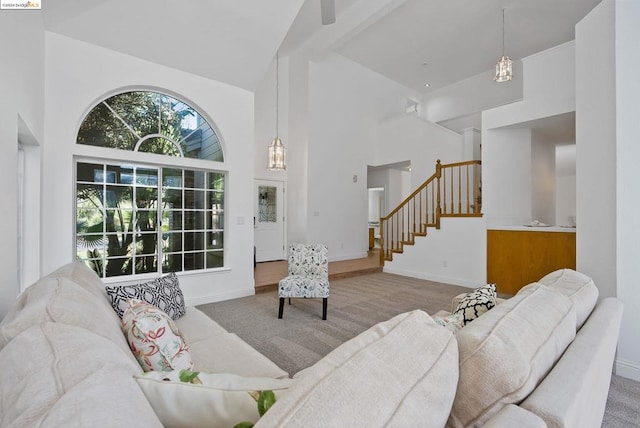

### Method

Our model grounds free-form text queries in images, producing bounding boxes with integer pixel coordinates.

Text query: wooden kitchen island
[487,226,576,295]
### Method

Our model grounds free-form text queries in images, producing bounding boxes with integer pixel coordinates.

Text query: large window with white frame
[75,90,225,278]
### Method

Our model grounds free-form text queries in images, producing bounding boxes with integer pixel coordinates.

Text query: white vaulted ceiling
[42,0,601,95]
[41,0,305,91]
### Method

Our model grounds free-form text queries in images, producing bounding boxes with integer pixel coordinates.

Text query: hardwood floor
[254,250,382,292]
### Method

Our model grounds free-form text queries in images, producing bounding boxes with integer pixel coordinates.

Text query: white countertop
[488,225,576,233]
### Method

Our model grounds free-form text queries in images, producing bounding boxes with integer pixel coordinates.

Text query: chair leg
[278,298,285,319]
[322,298,328,320]
[288,298,291,305]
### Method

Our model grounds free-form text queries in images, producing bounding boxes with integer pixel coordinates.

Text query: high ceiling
[41,0,601,99]
[41,0,305,91]
[282,0,601,93]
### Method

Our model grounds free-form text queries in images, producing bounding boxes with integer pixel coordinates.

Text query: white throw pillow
[122,299,193,372]
[134,370,293,428]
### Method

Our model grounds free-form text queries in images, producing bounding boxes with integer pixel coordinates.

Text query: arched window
[77,91,223,161]
[75,91,225,278]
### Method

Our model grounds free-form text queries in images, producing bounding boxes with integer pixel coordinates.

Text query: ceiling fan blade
[320,0,336,25]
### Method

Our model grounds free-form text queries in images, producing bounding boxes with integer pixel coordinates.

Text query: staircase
[380,160,482,265]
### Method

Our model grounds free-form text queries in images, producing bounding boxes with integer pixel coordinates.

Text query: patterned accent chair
[278,244,329,320]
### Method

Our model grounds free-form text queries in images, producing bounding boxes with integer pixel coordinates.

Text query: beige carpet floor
[197,272,640,427]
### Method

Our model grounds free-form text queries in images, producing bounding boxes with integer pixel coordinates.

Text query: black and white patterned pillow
[105,272,186,320]
[453,283,497,325]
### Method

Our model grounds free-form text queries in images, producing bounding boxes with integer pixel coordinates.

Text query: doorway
[254,179,285,262]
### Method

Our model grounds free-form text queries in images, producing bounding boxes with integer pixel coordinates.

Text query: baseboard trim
[186,288,255,307]
[615,358,640,381]
[382,266,478,289]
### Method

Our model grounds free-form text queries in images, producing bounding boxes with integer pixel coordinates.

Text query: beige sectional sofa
[0,262,624,427]
[0,262,287,426]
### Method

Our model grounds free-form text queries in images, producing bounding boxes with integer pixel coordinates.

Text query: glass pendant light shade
[494,9,513,83]
[267,51,286,171]
[267,137,286,170]
[494,55,513,82]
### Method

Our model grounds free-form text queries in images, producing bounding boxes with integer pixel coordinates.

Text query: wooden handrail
[379,159,481,265]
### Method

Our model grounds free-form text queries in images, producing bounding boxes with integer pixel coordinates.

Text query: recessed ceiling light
[424,83,431,88]
[421,61,429,66]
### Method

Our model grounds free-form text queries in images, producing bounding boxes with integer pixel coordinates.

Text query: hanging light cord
[501,9,506,57]
[275,50,279,139]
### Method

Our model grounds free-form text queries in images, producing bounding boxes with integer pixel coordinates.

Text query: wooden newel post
[379,217,385,266]
[435,160,442,229]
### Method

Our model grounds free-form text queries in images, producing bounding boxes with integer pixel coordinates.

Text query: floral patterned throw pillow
[122,299,193,372]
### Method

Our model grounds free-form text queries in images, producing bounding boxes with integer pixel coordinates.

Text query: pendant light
[267,51,286,171]
[494,8,513,83]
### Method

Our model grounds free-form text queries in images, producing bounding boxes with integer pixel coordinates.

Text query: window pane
[184,190,205,209]
[105,185,132,209]
[134,256,157,274]
[163,211,182,231]
[76,102,137,150]
[184,252,204,271]
[136,188,157,208]
[163,168,182,188]
[106,165,134,184]
[104,257,132,277]
[138,137,181,157]
[206,251,223,269]
[184,211,204,231]
[76,209,104,234]
[184,170,205,189]
[208,212,224,230]
[162,232,182,252]
[106,209,132,233]
[208,231,223,250]
[184,232,204,251]
[258,186,277,222]
[136,167,158,186]
[162,253,183,273]
[207,173,224,190]
[135,233,158,255]
[163,189,182,207]
[77,163,105,183]
[76,91,224,162]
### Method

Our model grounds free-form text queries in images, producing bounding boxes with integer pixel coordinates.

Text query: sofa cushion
[188,333,289,379]
[106,272,186,320]
[43,261,109,301]
[135,370,294,428]
[174,306,229,343]
[538,268,599,329]
[0,322,162,427]
[122,299,193,372]
[449,284,577,427]
[453,283,497,325]
[0,276,134,364]
[255,310,459,428]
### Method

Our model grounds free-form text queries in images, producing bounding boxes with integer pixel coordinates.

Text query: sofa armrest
[521,297,623,428]
[482,404,546,428]
[450,293,506,313]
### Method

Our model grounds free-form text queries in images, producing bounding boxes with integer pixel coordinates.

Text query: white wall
[376,115,463,191]
[422,64,523,125]
[577,0,640,381]
[0,12,45,318]
[482,41,576,227]
[385,217,486,288]
[43,33,256,306]
[482,128,533,227]
[556,144,576,227]
[531,131,556,225]
[303,54,424,261]
[615,0,640,382]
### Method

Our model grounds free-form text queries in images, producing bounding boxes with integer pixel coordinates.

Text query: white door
[254,179,285,262]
